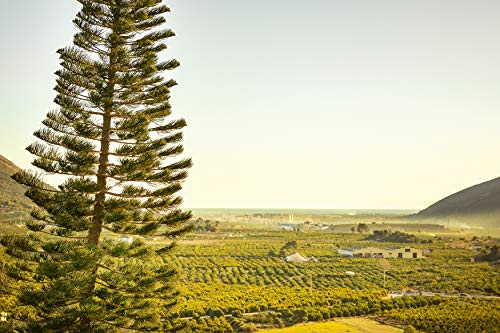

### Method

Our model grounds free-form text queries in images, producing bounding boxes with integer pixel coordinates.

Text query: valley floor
[259,317,403,333]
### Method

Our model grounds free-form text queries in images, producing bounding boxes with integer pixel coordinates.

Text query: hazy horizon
[1,0,500,210]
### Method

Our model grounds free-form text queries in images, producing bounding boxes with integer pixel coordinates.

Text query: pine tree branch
[95,278,175,301]
[74,39,109,57]
[22,184,61,194]
[37,230,87,240]
[87,315,142,332]
[54,86,93,103]
[96,262,123,275]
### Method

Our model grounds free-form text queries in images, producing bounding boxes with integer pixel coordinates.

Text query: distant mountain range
[410,177,500,228]
[0,154,32,222]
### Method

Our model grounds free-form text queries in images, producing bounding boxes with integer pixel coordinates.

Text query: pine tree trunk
[83,51,116,331]
[87,111,112,246]
[88,50,116,246]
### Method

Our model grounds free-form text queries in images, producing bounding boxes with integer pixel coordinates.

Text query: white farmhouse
[338,247,422,259]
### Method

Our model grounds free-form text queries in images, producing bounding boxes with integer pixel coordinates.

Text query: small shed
[285,253,309,263]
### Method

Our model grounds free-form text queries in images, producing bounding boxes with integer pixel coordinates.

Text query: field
[156,213,500,332]
[259,318,403,333]
[1,212,499,332]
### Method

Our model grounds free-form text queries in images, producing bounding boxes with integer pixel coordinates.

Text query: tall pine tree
[3,0,192,331]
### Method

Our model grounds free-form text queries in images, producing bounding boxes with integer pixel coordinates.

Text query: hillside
[410,177,500,228]
[0,154,32,222]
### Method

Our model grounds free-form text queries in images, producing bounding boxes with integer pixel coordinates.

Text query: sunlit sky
[1,1,500,209]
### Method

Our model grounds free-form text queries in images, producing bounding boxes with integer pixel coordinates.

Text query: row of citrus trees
[164,232,499,294]
[163,296,500,333]
[153,230,498,332]
[384,298,500,333]
[99,230,499,331]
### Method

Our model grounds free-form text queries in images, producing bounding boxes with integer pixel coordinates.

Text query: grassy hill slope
[410,177,500,228]
[0,154,32,223]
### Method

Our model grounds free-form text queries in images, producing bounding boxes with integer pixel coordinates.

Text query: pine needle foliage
[5,0,192,331]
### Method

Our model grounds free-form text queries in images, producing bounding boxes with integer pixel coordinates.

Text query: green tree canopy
[404,325,417,333]
[357,223,369,233]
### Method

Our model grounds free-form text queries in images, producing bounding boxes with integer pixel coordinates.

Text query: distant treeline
[193,217,220,232]
[365,230,433,244]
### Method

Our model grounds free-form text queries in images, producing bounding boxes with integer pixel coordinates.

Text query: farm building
[338,247,422,259]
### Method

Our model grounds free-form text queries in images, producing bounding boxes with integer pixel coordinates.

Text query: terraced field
[156,227,500,332]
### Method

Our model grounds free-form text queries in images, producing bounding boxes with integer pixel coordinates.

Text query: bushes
[404,325,417,333]
[162,231,498,331]
[384,298,500,333]
[365,230,418,243]
[170,317,234,333]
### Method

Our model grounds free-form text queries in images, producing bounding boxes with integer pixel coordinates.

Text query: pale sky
[1,1,500,209]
